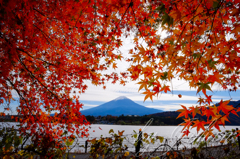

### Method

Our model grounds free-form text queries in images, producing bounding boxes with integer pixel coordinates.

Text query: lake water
[87,124,240,138]
[1,123,240,153]
[77,124,240,153]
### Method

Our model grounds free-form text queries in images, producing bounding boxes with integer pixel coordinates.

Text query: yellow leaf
[124,151,129,156]
[156,136,164,143]
[18,150,24,156]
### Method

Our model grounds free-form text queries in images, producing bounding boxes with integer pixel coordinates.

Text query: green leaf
[208,59,218,68]
[168,16,174,26]
[66,138,75,146]
[160,72,168,80]
[144,19,148,26]
[150,132,154,137]
[145,139,150,144]
[169,40,174,45]
[197,82,212,94]
[61,130,68,136]
[91,42,97,46]
[162,12,170,26]
[213,1,219,9]
[14,136,22,147]
[148,78,156,87]
[109,129,114,134]
[151,138,155,144]
[155,4,165,12]
[193,53,201,59]
[133,134,137,138]
[193,138,198,145]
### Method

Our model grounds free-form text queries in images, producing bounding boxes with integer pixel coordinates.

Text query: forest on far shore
[85,112,184,125]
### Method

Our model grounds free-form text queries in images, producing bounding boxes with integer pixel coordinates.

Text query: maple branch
[168,0,203,64]
[1,37,36,117]
[105,1,133,55]
[209,102,240,129]
[33,8,58,20]
[33,24,54,44]
[6,78,34,117]
[130,4,143,37]
[17,54,60,101]
[172,0,203,24]
[17,48,55,67]
[33,8,47,17]
[74,7,85,28]
[196,1,223,70]
[94,0,97,25]
[17,48,89,90]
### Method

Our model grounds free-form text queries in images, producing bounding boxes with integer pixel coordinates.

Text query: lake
[87,124,240,138]
[1,122,240,153]
[79,124,240,153]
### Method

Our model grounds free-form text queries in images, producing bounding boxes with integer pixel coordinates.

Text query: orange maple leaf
[112,63,117,69]
[217,100,233,114]
[220,115,230,126]
[161,85,171,93]
[137,80,149,92]
[142,89,154,101]
[203,106,216,119]
[192,120,206,132]
[177,105,190,118]
[210,115,223,131]
[188,106,199,119]
[197,98,204,105]
[203,129,215,140]
[192,120,206,133]
[180,118,192,130]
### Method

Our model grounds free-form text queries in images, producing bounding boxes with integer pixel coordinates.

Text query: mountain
[80,96,163,116]
[151,100,240,125]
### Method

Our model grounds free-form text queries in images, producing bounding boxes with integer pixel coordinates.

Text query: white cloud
[83,104,99,107]
[145,104,183,111]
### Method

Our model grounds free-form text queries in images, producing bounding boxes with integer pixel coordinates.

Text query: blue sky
[4,87,240,114]
[78,82,240,112]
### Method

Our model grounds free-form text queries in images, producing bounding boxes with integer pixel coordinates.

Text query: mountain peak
[113,96,128,101]
[81,96,163,116]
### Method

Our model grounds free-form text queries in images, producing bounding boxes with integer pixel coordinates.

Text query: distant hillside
[81,96,163,116]
[151,100,240,125]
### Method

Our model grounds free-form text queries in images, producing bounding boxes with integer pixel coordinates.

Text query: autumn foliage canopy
[0,0,240,148]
